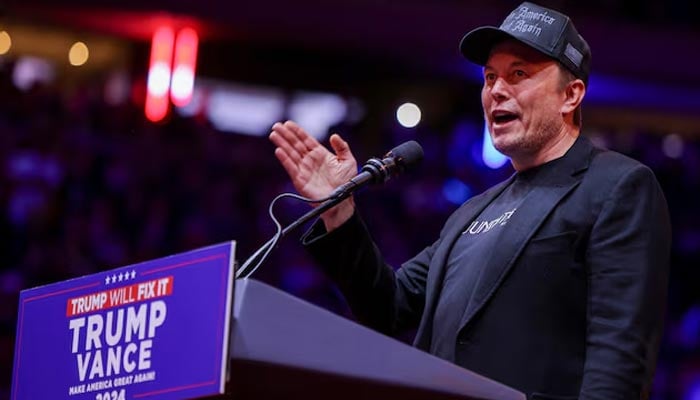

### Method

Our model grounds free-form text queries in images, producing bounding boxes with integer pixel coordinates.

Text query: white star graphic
[131,270,136,279]
[112,274,117,283]
[105,276,111,285]
[118,273,124,282]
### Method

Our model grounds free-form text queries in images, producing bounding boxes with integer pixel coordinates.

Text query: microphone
[330,140,424,199]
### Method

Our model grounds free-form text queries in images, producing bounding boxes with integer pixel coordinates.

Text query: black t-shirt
[430,158,564,360]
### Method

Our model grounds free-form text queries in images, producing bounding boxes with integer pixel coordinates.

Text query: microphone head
[387,140,424,172]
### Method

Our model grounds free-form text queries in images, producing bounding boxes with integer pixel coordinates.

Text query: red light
[145,26,175,122]
[170,28,199,107]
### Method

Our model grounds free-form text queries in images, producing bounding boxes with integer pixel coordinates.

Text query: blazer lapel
[457,136,594,332]
[414,176,515,350]
[457,179,580,331]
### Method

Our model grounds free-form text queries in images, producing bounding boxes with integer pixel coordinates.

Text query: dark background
[0,0,698,398]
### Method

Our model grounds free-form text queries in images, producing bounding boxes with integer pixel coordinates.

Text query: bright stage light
[145,26,175,122]
[396,103,421,128]
[68,42,89,66]
[170,28,199,107]
[0,31,11,55]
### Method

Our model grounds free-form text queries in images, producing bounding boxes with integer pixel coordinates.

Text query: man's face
[481,40,568,162]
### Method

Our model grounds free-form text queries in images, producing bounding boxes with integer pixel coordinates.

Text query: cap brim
[459,26,519,66]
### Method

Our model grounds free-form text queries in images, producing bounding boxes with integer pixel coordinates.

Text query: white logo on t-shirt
[462,208,517,235]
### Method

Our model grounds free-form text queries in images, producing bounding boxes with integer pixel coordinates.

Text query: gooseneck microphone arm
[235,140,424,280]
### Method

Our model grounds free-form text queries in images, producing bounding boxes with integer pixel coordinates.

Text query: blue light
[680,305,700,348]
[442,178,472,205]
[587,74,700,112]
[461,60,483,83]
[482,122,509,169]
[684,378,700,400]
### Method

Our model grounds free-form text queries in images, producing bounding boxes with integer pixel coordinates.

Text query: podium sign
[12,242,236,400]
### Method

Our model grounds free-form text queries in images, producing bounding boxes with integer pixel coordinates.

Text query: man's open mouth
[492,111,519,124]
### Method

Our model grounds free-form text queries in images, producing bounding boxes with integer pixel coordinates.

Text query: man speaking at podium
[268,2,670,399]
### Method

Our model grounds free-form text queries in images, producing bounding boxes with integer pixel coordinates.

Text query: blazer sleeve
[301,211,438,335]
[580,164,671,400]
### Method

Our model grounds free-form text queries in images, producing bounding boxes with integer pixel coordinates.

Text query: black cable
[235,192,333,279]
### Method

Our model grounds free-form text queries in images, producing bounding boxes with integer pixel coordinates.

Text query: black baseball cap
[460,2,591,84]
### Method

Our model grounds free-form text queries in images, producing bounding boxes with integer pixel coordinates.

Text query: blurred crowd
[0,60,698,399]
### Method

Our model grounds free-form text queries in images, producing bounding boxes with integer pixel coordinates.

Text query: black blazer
[303,136,670,400]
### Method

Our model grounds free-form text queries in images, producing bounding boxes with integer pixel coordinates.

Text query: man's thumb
[329,134,352,159]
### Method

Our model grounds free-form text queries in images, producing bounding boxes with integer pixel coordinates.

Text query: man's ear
[562,79,586,115]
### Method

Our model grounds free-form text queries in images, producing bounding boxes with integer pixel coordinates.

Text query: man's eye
[485,73,496,82]
[514,70,526,77]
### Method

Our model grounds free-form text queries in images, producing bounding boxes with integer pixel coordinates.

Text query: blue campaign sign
[12,241,236,400]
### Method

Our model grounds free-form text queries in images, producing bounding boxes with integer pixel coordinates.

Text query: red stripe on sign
[66,276,174,317]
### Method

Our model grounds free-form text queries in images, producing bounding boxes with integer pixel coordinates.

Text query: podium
[12,241,524,400]
[228,279,525,400]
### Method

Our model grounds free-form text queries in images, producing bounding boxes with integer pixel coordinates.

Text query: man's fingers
[274,147,300,178]
[269,131,303,164]
[284,120,321,152]
[329,134,352,160]
[272,122,309,157]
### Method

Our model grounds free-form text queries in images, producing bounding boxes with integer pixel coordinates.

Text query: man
[269,2,670,399]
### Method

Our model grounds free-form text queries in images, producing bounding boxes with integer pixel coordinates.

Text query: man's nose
[490,77,510,101]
